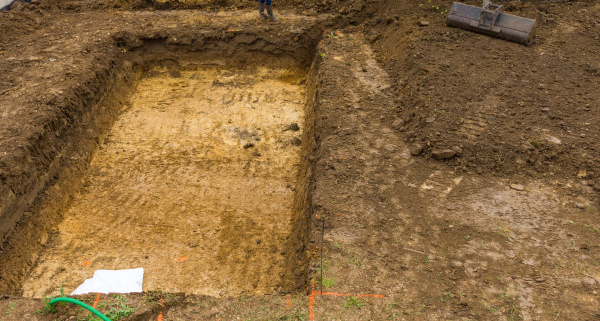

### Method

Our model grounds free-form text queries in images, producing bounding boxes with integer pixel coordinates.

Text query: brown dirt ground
[1,0,599,320]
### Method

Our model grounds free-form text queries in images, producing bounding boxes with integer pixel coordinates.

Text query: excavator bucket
[446,2,536,45]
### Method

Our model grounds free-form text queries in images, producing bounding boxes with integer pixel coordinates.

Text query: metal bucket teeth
[447,2,536,45]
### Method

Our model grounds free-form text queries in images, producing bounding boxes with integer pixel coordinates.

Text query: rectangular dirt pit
[20,63,311,298]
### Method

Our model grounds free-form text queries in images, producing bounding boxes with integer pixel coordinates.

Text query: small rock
[575,203,585,209]
[410,144,423,156]
[541,107,550,112]
[535,277,545,282]
[291,137,302,146]
[286,122,300,131]
[522,142,535,151]
[582,277,597,287]
[545,135,561,144]
[426,116,436,123]
[450,261,463,268]
[510,184,525,191]
[391,118,405,130]
[577,170,587,179]
[452,145,463,155]
[432,149,456,160]
[418,20,430,26]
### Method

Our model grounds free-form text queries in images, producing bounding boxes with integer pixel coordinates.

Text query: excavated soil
[21,64,308,298]
[0,0,599,320]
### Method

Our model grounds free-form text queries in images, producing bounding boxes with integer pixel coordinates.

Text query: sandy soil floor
[21,65,306,298]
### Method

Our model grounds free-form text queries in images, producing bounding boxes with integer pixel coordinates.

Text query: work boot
[266,5,279,22]
[258,2,267,19]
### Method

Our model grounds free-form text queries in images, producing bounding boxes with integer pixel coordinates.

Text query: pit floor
[21,65,306,298]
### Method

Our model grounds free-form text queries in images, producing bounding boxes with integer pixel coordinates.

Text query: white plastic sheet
[71,268,144,295]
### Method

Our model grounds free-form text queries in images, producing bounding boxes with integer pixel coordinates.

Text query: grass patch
[102,294,136,320]
[343,296,365,309]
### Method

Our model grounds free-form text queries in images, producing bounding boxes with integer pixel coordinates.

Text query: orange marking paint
[157,312,163,321]
[177,256,187,262]
[309,279,316,321]
[285,294,292,309]
[308,291,315,321]
[82,261,92,266]
[92,293,101,309]
[309,282,386,320]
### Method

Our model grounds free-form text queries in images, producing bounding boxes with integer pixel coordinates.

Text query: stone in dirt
[391,118,405,130]
[432,149,456,160]
[410,144,423,156]
[418,21,430,26]
[285,122,300,131]
[452,145,463,156]
[291,137,302,146]
[510,184,525,191]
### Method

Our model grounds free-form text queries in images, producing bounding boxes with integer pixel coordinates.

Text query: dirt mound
[370,0,600,186]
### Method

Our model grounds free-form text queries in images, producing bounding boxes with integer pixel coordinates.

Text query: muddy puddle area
[20,64,308,298]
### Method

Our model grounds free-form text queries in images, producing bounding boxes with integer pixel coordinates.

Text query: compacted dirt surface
[0,0,599,320]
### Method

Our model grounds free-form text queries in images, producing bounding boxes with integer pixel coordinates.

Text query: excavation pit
[15,60,315,298]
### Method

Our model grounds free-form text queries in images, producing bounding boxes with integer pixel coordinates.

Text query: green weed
[440,292,454,302]
[277,309,308,320]
[348,254,361,267]
[322,277,336,288]
[416,303,427,315]
[104,294,136,320]
[37,281,66,315]
[343,296,365,309]
[5,302,16,315]
[528,140,542,149]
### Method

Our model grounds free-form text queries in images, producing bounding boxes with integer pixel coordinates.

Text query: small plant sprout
[343,296,365,309]
[5,302,16,315]
[322,277,336,288]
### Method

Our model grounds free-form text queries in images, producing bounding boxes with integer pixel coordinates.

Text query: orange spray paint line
[309,279,316,321]
[157,312,163,321]
[308,291,315,321]
[92,293,101,309]
[285,294,292,310]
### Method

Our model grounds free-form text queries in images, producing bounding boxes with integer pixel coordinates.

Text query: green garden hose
[48,297,112,321]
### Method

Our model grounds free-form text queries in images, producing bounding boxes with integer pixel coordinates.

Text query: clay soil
[1,0,599,320]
